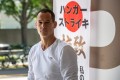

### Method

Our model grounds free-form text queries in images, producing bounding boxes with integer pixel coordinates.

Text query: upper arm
[60,45,78,80]
[27,47,35,80]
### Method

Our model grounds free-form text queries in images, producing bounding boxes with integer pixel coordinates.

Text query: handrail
[0,48,28,69]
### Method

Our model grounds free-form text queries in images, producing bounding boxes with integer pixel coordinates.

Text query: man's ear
[35,21,37,29]
[54,21,57,28]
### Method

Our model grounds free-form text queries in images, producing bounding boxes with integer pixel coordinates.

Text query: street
[0,76,27,80]
[0,68,28,80]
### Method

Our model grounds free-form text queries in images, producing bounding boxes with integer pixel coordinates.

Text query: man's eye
[39,22,42,24]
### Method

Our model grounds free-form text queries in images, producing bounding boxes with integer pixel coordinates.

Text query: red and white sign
[53,0,91,80]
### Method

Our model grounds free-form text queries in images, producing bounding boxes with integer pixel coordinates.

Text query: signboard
[53,0,91,80]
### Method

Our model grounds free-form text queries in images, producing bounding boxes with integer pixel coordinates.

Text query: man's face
[36,12,56,38]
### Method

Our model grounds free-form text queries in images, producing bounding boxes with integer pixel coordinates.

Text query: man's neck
[41,36,56,51]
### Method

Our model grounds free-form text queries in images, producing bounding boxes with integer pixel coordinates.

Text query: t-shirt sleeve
[27,47,35,80]
[60,45,78,80]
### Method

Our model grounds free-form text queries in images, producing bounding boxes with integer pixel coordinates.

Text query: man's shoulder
[31,42,40,49]
[56,39,75,51]
[56,39,67,47]
[55,39,70,52]
[29,42,40,54]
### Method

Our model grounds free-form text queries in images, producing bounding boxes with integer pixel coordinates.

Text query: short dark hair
[39,8,55,22]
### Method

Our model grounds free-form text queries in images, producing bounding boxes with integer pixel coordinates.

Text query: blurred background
[0,0,53,79]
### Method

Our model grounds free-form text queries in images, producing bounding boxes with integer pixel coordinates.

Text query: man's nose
[41,23,46,28]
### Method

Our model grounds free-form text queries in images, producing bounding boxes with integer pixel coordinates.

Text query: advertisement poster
[53,0,91,80]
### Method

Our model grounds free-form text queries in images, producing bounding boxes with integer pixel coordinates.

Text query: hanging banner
[90,0,120,80]
[53,0,91,80]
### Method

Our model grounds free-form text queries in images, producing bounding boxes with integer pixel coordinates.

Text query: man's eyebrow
[38,20,51,21]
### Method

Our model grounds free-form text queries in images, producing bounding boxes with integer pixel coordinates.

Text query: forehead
[37,12,52,20]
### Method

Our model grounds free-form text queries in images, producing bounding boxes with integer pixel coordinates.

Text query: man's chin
[41,34,48,38]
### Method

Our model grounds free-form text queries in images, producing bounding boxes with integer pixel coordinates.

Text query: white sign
[53,0,91,80]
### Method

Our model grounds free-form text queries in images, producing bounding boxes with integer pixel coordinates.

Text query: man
[27,8,78,80]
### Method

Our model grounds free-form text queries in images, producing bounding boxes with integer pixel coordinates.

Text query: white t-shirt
[28,39,78,80]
